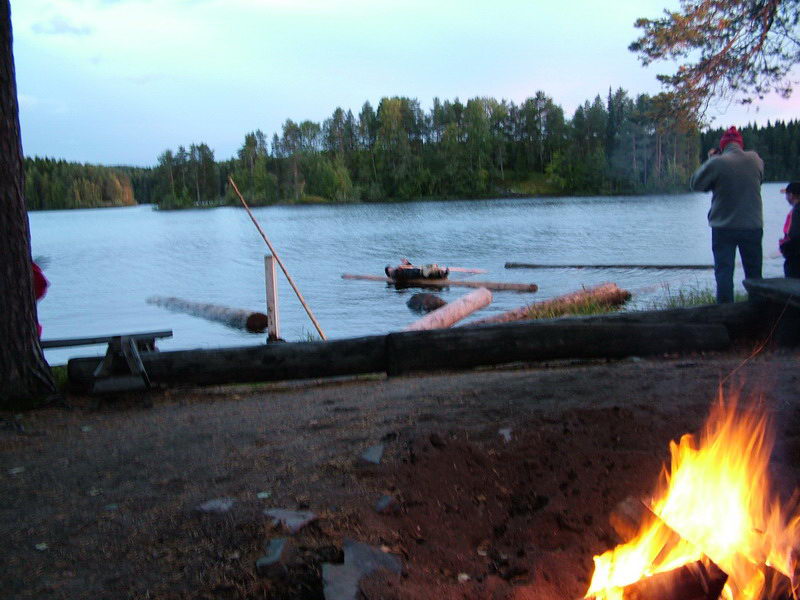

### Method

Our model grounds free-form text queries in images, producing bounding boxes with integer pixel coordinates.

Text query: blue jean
[711,228,762,303]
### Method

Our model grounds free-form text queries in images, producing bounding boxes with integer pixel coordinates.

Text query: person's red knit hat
[719,126,744,150]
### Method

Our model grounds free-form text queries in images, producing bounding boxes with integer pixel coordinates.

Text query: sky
[10,0,800,167]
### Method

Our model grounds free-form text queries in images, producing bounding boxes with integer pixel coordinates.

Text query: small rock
[498,428,512,443]
[88,487,102,497]
[374,495,398,515]
[457,573,470,583]
[255,538,291,577]
[360,444,384,465]
[35,543,48,551]
[322,539,402,599]
[256,491,272,499]
[8,467,25,475]
[195,498,236,514]
[264,508,316,534]
[428,433,446,449]
[80,426,93,433]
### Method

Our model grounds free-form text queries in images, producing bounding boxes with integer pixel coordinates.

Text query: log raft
[341,273,537,293]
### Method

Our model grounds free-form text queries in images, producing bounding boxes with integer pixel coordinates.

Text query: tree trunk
[0,0,56,407]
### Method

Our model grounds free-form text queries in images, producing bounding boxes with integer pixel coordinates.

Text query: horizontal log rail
[68,319,731,390]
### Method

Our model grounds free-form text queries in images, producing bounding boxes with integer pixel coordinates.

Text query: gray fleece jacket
[689,143,764,229]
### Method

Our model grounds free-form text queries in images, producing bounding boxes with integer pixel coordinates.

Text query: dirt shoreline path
[2,351,799,599]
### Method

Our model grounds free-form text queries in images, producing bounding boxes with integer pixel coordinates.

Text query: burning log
[147,296,268,333]
[405,288,492,331]
[468,283,630,326]
[609,559,728,600]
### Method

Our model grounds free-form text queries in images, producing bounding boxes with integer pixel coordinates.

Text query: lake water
[30,183,790,365]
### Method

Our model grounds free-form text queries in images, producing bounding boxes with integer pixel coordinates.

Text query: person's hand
[707,148,720,158]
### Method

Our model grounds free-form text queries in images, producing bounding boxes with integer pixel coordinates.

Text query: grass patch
[526,298,624,320]
[647,283,747,310]
[51,364,69,392]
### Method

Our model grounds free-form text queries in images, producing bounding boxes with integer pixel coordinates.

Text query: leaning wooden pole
[228,177,327,340]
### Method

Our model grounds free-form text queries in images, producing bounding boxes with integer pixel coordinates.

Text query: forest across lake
[22,91,800,211]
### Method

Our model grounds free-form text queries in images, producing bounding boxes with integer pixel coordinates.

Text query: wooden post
[264,255,280,341]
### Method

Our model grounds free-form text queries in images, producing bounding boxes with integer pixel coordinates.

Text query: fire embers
[585,395,800,600]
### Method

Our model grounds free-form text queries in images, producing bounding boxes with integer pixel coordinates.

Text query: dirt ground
[2,350,800,600]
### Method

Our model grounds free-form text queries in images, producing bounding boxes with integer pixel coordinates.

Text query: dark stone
[194,498,236,514]
[360,444,384,465]
[374,495,398,514]
[406,293,447,313]
[322,539,402,600]
[255,538,291,577]
[264,509,317,534]
[428,433,446,449]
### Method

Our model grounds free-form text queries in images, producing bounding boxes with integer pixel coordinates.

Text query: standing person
[690,126,764,303]
[779,182,800,278]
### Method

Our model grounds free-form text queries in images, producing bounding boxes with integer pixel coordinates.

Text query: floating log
[505,262,714,270]
[469,283,630,326]
[68,321,730,390]
[147,296,268,333]
[405,288,492,331]
[448,267,487,274]
[341,273,537,293]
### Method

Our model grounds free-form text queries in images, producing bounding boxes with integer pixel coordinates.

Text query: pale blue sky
[11,0,800,166]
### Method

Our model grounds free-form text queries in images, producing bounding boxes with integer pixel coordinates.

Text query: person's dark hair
[782,182,800,195]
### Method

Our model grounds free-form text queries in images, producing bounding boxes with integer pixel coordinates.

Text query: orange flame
[586,392,800,600]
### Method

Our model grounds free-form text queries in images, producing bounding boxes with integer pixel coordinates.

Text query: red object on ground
[32,262,48,336]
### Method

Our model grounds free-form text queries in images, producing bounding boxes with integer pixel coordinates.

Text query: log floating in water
[405,288,492,331]
[147,296,268,333]
[505,262,714,270]
[468,283,630,326]
[67,321,730,389]
[341,273,537,293]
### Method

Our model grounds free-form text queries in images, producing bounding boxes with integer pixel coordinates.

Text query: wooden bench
[41,330,173,393]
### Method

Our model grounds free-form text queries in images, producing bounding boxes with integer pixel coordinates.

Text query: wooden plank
[342,273,538,293]
[743,277,800,308]
[506,262,714,270]
[41,330,173,349]
[264,254,281,340]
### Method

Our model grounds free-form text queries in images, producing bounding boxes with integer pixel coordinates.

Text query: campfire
[585,393,800,600]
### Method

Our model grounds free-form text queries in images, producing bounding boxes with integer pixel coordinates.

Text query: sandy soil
[1,350,799,600]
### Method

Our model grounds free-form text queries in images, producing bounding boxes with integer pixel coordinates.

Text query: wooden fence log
[469,283,630,326]
[405,288,492,331]
[385,322,729,376]
[68,335,387,389]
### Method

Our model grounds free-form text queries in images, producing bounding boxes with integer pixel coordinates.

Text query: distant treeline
[23,157,139,210]
[700,120,800,182]
[23,91,800,211]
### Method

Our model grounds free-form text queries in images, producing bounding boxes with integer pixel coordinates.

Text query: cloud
[31,15,93,36]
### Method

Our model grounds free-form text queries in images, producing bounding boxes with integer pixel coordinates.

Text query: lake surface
[31,183,790,365]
